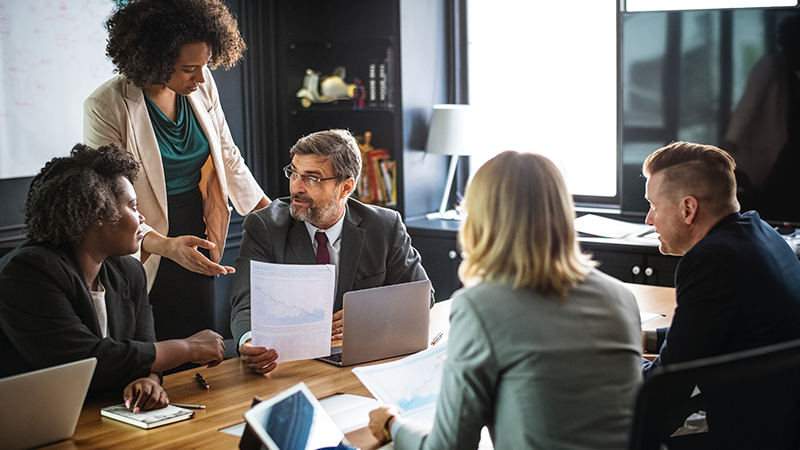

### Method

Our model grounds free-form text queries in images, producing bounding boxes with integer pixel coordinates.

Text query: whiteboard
[0,0,117,178]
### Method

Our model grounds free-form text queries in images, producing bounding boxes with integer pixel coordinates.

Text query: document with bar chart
[250,261,335,362]
[352,342,448,423]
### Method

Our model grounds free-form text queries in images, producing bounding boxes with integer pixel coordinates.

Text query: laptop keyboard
[319,352,342,364]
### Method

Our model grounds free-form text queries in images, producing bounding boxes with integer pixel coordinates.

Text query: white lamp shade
[425,104,474,156]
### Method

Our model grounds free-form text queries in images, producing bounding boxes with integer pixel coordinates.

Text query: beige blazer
[83,68,265,290]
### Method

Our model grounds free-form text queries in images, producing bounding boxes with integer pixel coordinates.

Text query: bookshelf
[272,0,406,212]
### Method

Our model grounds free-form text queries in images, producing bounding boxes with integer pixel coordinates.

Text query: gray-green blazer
[395,269,643,450]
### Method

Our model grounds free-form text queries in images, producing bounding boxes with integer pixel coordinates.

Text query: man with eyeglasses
[229,129,433,375]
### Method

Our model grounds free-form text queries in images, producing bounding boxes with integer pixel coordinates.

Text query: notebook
[318,279,432,366]
[101,404,194,429]
[0,357,97,450]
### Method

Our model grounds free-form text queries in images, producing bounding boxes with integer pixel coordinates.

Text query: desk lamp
[425,104,473,220]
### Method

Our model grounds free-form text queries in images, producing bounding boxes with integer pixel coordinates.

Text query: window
[467,2,618,198]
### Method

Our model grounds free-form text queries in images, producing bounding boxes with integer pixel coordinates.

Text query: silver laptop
[318,280,431,366]
[0,357,97,450]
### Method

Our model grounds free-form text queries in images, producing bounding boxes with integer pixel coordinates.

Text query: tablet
[243,382,346,450]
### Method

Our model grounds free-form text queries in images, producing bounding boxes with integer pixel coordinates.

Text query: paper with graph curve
[352,342,449,423]
[250,261,335,363]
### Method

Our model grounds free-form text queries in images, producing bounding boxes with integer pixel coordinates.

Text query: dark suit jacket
[644,211,800,448]
[229,198,433,345]
[0,241,157,391]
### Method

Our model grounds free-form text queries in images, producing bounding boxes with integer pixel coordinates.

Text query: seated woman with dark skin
[0,144,225,412]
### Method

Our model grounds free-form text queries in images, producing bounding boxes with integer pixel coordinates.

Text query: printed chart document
[250,261,335,363]
[354,343,494,449]
[352,342,448,423]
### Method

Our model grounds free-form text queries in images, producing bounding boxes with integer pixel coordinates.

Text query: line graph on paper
[250,262,334,329]
[352,343,449,422]
[253,286,326,326]
[249,262,335,362]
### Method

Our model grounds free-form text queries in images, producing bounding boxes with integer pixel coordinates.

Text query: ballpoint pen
[196,373,210,390]
[171,403,206,410]
[431,332,443,345]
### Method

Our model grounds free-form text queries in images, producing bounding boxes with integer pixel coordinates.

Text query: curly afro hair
[105,0,246,88]
[23,144,140,247]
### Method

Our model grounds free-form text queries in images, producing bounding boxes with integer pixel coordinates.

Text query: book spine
[367,62,378,107]
[382,47,393,108]
[378,61,387,107]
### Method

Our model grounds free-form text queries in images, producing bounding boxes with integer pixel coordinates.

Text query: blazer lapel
[123,81,168,217]
[99,261,131,340]
[61,247,103,338]
[187,76,226,203]
[287,220,316,264]
[337,204,366,311]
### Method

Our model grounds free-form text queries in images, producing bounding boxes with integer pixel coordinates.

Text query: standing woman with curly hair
[84,0,270,345]
[0,144,225,411]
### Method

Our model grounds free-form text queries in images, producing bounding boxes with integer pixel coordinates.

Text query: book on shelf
[379,159,396,206]
[354,132,395,207]
[367,149,390,204]
[100,404,194,429]
[378,60,387,106]
[367,62,378,107]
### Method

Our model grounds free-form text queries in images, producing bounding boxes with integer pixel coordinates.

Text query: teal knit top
[144,93,210,196]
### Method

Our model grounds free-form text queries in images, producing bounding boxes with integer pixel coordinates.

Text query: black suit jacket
[644,211,800,447]
[0,241,157,391]
[229,198,433,345]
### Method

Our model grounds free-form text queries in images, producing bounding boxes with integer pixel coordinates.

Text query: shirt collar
[304,208,347,245]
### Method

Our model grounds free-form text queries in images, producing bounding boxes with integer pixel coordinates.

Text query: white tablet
[243,382,347,450]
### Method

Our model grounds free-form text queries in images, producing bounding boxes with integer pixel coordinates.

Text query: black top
[645,211,800,447]
[0,241,157,391]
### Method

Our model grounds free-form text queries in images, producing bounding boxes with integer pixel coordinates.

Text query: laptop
[0,357,97,450]
[318,279,432,367]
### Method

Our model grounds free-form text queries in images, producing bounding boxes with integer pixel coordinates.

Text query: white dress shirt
[239,210,347,347]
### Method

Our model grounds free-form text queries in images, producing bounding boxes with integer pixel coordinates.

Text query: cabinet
[580,239,679,287]
[272,0,405,211]
[407,217,463,302]
[407,217,680,302]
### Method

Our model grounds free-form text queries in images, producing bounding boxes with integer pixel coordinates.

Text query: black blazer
[644,211,800,448]
[229,198,433,345]
[0,241,157,391]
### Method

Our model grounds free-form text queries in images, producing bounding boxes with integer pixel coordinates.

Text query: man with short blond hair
[642,141,800,448]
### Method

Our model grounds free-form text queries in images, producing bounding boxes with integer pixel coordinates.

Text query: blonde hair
[458,151,595,297]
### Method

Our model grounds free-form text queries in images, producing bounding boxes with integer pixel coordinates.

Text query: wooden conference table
[43,283,676,450]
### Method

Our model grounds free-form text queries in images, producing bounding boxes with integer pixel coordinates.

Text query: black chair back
[629,338,800,450]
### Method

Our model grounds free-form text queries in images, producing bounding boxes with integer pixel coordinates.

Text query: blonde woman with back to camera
[368,151,643,449]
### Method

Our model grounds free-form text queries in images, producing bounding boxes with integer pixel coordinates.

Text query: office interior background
[1,0,799,341]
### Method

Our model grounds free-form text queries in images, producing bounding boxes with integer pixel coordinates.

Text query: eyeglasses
[283,165,341,187]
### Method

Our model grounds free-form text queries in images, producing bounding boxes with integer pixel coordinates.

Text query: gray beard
[290,194,341,228]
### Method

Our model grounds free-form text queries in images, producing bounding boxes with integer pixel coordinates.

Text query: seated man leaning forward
[230,129,434,375]
[641,141,800,447]
[0,144,225,412]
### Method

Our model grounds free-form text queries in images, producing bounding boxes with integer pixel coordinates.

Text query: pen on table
[196,373,210,390]
[431,332,443,345]
[171,403,206,410]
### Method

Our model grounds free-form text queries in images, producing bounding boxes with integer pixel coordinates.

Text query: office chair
[628,338,800,450]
